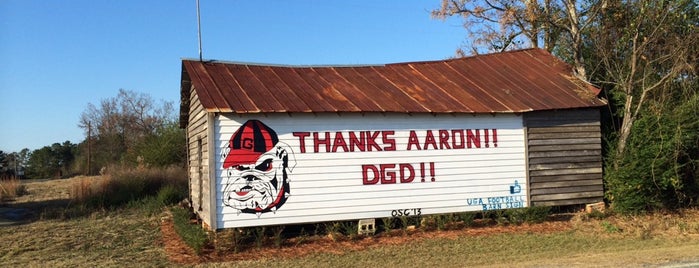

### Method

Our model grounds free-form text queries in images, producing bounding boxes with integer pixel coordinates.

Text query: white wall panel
[214,113,527,228]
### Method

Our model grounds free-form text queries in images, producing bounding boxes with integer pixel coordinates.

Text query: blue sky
[0,0,465,153]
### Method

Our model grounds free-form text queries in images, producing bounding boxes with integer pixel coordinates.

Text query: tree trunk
[616,104,634,159]
[564,0,588,81]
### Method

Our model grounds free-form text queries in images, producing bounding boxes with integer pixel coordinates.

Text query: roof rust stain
[180,48,606,117]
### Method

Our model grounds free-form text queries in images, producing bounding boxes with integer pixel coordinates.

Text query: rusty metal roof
[180,48,605,120]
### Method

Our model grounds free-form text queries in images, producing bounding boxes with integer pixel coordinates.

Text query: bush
[457,212,477,226]
[124,123,186,167]
[605,95,699,214]
[507,206,551,224]
[172,207,209,254]
[157,184,186,206]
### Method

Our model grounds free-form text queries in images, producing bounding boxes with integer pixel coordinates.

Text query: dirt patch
[160,215,212,264]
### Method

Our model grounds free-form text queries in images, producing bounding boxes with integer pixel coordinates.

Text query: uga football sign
[215,113,527,228]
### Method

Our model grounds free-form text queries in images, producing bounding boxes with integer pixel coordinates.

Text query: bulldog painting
[221,120,295,216]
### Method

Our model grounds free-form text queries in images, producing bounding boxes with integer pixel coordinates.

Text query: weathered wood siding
[524,109,604,206]
[186,85,212,226]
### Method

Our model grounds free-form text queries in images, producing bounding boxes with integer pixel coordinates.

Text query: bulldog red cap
[223,120,279,168]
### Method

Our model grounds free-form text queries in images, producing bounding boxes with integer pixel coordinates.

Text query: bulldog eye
[255,159,273,172]
[234,165,248,171]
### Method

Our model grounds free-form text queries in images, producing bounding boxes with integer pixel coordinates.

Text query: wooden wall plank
[530,161,602,171]
[525,108,603,207]
[525,109,599,119]
[530,167,603,176]
[526,120,600,128]
[528,144,601,152]
[528,131,601,139]
[530,185,603,195]
[530,191,604,201]
[528,138,602,146]
[529,173,602,183]
[528,150,601,158]
[528,155,601,165]
[532,197,603,206]
[528,126,601,134]
[530,179,602,189]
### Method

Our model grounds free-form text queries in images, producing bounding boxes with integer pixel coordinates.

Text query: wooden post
[87,122,91,175]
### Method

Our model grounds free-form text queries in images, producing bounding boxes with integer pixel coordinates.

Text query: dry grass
[571,209,699,239]
[69,166,187,208]
[0,177,26,202]
[0,208,172,266]
[182,210,699,267]
[3,177,699,267]
[70,176,110,203]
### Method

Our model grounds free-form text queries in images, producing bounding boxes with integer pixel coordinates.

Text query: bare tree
[78,89,176,170]
[591,0,697,157]
[79,89,175,148]
[432,0,604,80]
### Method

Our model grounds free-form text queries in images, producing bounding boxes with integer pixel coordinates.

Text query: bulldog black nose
[244,175,257,182]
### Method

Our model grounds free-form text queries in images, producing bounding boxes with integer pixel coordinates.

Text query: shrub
[457,212,477,226]
[605,95,699,214]
[157,184,186,206]
[271,226,285,248]
[171,207,209,254]
[124,123,186,167]
[507,206,551,224]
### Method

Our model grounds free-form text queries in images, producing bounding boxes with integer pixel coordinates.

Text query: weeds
[587,209,608,220]
[507,206,551,224]
[340,221,360,239]
[493,209,509,225]
[171,206,209,254]
[422,214,461,231]
[380,217,395,233]
[601,221,621,233]
[156,184,186,206]
[398,216,410,230]
[457,212,477,226]
[253,227,267,248]
[71,166,187,210]
[0,177,27,201]
[294,228,309,247]
[271,226,285,248]
[325,222,343,240]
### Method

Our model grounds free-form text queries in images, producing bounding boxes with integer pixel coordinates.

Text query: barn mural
[215,113,528,228]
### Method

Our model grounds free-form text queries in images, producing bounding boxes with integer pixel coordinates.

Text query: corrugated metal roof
[180,48,605,119]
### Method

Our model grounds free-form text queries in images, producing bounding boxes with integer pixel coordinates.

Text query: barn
[179,48,607,230]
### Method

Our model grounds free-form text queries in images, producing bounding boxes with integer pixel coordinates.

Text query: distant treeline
[1,89,185,179]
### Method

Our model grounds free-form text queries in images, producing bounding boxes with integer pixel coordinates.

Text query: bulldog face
[222,144,295,214]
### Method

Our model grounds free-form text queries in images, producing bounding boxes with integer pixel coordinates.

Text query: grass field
[1,177,699,267]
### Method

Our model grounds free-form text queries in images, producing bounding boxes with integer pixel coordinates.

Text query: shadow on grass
[0,198,98,226]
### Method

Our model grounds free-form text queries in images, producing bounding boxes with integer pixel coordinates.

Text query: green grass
[172,206,209,254]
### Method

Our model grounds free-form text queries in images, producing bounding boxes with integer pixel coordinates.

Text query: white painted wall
[214,113,527,228]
